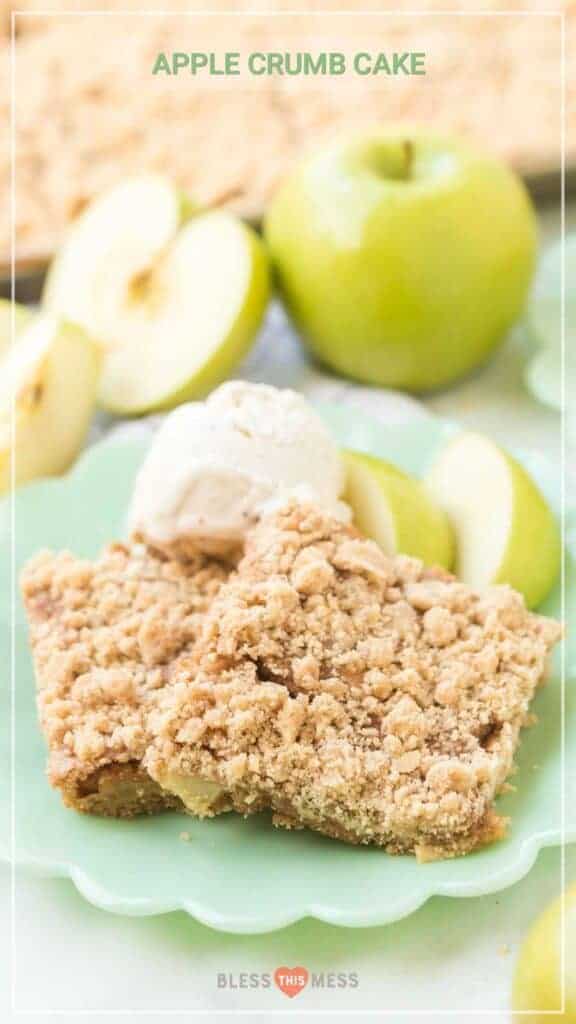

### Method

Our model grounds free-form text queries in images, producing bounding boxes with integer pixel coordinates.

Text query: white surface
[2,850,575,1021]
[2,204,574,1023]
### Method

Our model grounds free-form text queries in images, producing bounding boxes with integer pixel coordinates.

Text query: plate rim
[3,409,573,933]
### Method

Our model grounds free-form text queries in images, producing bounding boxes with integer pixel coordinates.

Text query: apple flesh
[426,432,560,609]
[343,449,454,569]
[0,300,101,492]
[512,884,576,1021]
[265,130,537,392]
[44,175,270,416]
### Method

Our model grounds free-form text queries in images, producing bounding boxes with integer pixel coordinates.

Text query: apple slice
[43,176,270,415]
[512,883,576,1019]
[0,300,101,492]
[343,449,455,569]
[426,432,561,608]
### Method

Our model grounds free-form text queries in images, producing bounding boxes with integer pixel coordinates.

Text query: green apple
[264,129,537,392]
[44,175,270,416]
[426,432,560,608]
[0,300,101,493]
[343,449,454,568]
[512,884,576,1020]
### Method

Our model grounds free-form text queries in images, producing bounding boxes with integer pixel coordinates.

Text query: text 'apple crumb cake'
[21,541,231,816]
[2,2,574,265]
[146,503,561,861]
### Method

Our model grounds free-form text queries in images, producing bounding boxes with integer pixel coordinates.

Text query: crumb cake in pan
[147,504,561,861]
[21,542,230,817]
[2,2,573,266]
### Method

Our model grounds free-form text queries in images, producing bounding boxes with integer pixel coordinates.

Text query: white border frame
[9,6,568,1016]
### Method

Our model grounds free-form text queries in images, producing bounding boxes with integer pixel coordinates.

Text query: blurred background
[2,0,573,472]
[1,0,574,289]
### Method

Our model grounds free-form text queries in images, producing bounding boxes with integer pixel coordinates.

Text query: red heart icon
[274,966,309,998]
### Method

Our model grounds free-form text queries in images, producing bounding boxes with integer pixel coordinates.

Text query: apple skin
[512,884,576,1021]
[0,305,101,493]
[426,431,561,609]
[264,129,537,392]
[494,446,561,609]
[137,223,270,415]
[44,178,270,417]
[343,449,455,569]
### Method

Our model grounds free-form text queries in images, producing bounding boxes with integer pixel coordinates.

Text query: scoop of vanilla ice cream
[128,381,350,555]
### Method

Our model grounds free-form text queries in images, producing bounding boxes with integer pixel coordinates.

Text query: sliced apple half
[0,300,101,493]
[426,432,561,608]
[343,449,455,569]
[43,176,270,415]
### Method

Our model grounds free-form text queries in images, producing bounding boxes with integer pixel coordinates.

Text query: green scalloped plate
[1,405,574,933]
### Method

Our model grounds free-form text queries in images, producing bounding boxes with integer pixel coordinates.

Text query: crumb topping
[20,501,562,854]
[147,503,561,858]
[21,542,229,798]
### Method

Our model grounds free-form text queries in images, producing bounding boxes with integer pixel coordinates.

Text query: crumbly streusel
[147,503,561,860]
[21,541,230,816]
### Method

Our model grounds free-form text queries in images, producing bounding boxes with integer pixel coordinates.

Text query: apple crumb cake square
[21,541,230,817]
[147,503,561,860]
